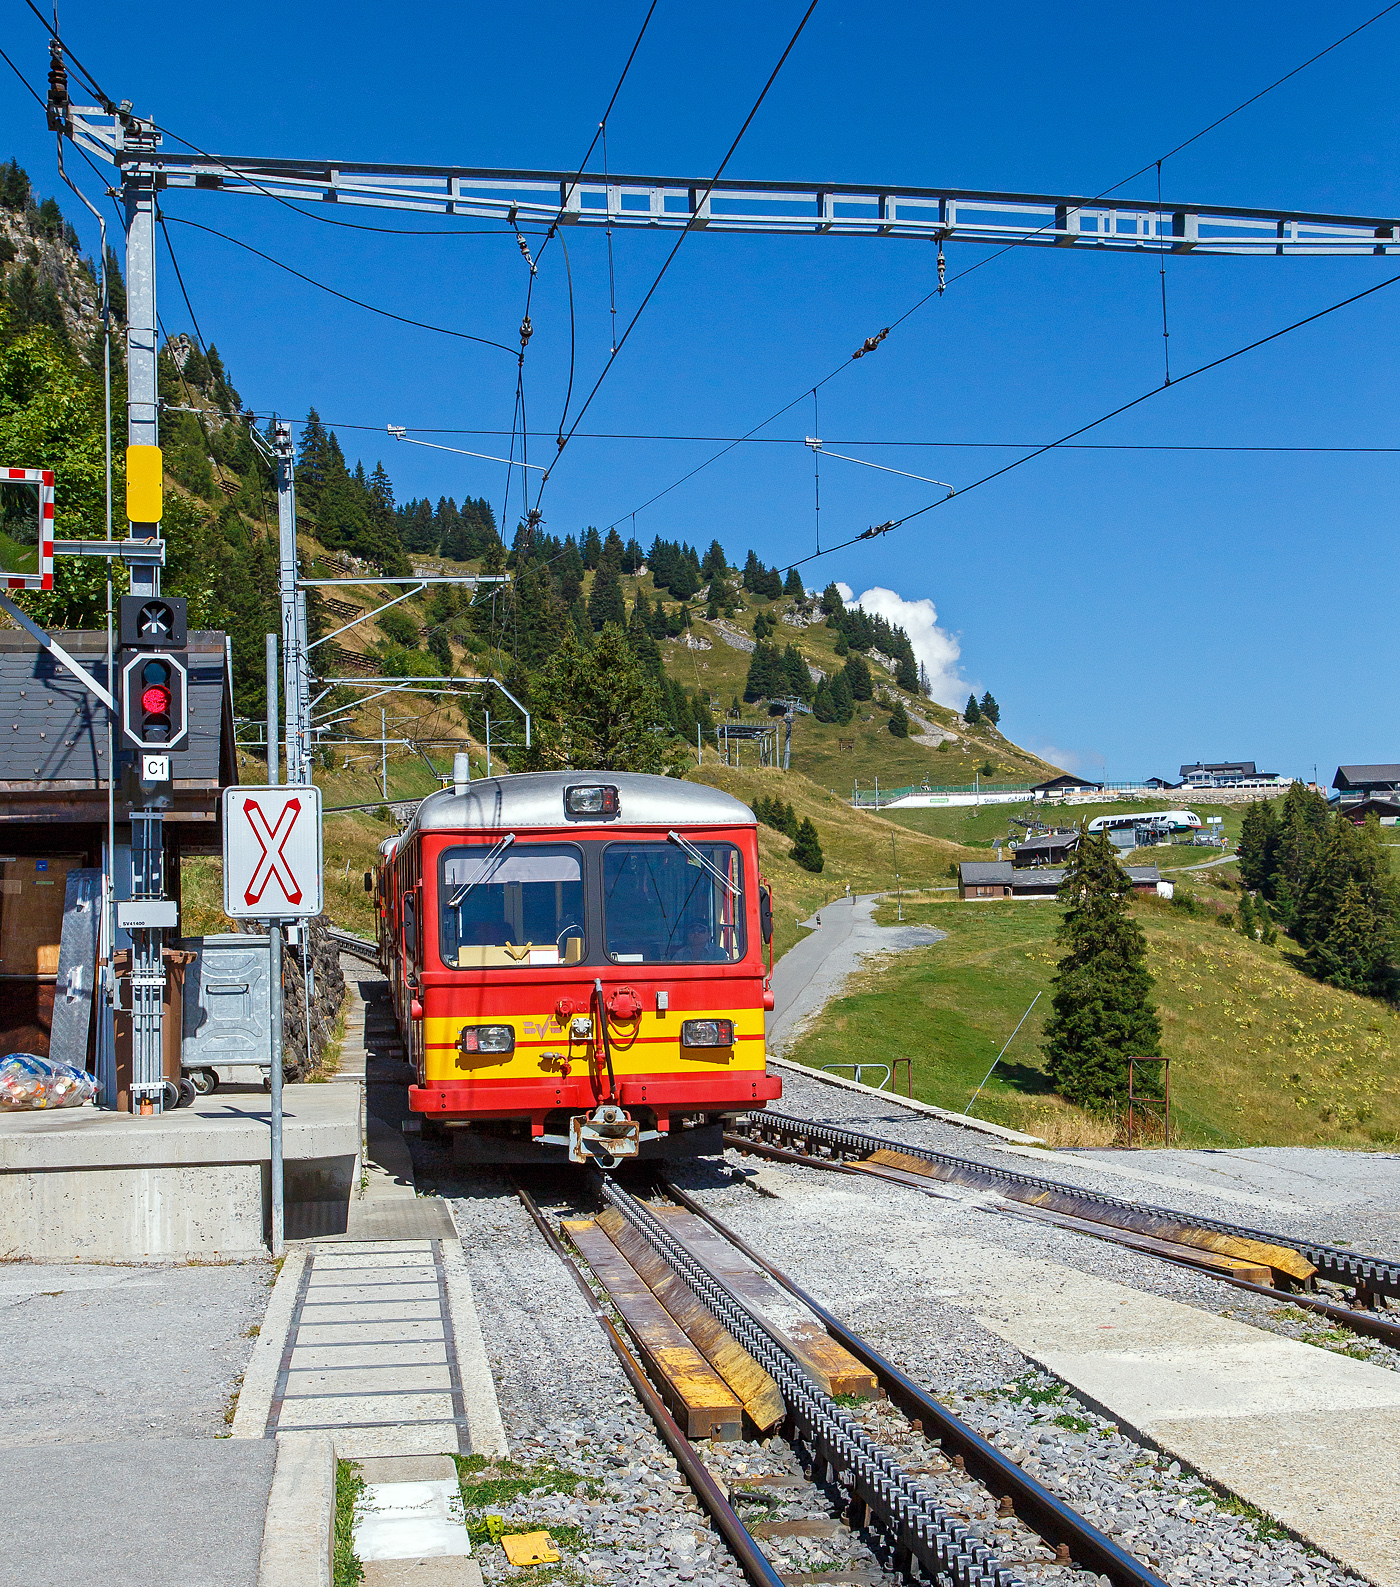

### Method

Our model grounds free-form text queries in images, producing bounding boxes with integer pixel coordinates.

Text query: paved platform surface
[1069,1144,1400,1249]
[0,1436,274,1587]
[930,1229,1400,1585]
[0,1256,269,1447]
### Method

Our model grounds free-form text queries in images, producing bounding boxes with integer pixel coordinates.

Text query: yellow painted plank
[563,1219,742,1440]
[651,1207,877,1399]
[862,1149,1316,1284]
[596,1207,785,1432]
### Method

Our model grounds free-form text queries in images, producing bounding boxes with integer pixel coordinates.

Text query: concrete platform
[0,1083,361,1259]
[927,1231,1400,1585]
[0,1436,275,1587]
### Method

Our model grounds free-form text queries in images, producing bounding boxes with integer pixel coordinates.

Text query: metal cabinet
[177,933,270,1075]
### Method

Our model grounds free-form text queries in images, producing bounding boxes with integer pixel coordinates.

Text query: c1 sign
[222,785,324,919]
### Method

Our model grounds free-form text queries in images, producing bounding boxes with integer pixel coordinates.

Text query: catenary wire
[0,41,46,106]
[595,1,1400,532]
[534,0,822,505]
[162,214,517,354]
[293,422,1400,455]
[532,0,661,274]
[787,266,1400,570]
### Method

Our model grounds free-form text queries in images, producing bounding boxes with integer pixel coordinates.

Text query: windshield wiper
[449,832,515,908]
[667,830,739,896]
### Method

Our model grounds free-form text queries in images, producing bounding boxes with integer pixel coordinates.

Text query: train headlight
[681,1019,734,1048]
[456,1025,515,1054]
[564,783,619,819]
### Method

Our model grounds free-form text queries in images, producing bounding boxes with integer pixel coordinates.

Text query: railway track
[729,1111,1400,1351]
[514,1169,1169,1587]
[328,926,380,964]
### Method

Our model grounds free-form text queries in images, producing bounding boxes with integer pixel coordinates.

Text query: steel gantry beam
[62,111,1400,255]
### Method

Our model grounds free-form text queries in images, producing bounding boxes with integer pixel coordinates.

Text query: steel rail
[508,1176,784,1587]
[740,1111,1400,1304]
[659,1176,1168,1587]
[597,1173,1023,1587]
[328,928,379,963]
[725,1131,1400,1351]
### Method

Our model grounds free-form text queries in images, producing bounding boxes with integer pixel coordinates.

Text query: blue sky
[5,1,1398,782]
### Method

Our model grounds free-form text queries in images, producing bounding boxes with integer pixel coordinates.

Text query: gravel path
[768,895,945,1057]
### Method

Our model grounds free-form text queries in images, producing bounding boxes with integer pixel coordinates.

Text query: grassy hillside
[785,893,1400,1149]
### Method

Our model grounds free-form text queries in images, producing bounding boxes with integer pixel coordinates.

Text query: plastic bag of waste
[0,1053,100,1110]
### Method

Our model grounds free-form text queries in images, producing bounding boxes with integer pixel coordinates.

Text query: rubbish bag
[0,1053,100,1110]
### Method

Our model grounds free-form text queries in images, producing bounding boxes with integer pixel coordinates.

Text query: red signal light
[142,685,171,714]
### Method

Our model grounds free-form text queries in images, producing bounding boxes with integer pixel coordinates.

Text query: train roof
[400,771,755,838]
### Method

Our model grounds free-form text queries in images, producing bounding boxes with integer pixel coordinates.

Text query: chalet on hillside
[1179,760,1280,787]
[1031,774,1104,797]
[959,860,1160,900]
[1012,831,1079,867]
[1338,795,1400,827]
[1333,765,1400,805]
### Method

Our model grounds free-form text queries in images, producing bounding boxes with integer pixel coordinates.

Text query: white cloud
[850,586,967,707]
[1027,740,1105,776]
[834,581,853,602]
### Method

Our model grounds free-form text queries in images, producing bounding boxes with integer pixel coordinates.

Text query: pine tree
[743,641,784,702]
[1042,828,1163,1112]
[1237,891,1257,939]
[782,644,813,700]
[1238,800,1281,893]
[522,624,684,774]
[844,653,873,701]
[888,700,909,738]
[979,691,1000,726]
[820,581,844,617]
[964,692,981,725]
[784,567,804,599]
[702,539,727,580]
[601,527,626,568]
[790,817,825,874]
[833,631,849,657]
[1295,818,1400,997]
[581,526,602,569]
[586,558,626,631]
[829,669,855,725]
[295,409,332,512]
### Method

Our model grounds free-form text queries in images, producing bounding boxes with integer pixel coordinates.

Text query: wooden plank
[651,1207,877,1399]
[864,1148,1315,1283]
[563,1219,742,1440]
[993,1201,1275,1283]
[596,1207,785,1433]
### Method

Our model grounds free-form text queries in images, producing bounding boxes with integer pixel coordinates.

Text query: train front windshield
[603,842,745,964]
[440,844,585,967]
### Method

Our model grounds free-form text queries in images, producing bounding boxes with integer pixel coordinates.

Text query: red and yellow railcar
[375,771,781,1164]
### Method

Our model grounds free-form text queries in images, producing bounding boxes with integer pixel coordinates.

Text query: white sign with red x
[222,785,324,919]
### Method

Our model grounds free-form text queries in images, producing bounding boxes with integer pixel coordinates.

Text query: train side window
[439,842,585,969]
[602,842,745,964]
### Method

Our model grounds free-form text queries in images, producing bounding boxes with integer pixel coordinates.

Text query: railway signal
[118,648,189,751]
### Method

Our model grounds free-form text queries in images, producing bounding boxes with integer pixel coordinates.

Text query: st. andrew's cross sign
[222,785,324,919]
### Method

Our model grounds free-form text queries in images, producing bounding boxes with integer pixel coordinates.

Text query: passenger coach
[375,771,781,1165]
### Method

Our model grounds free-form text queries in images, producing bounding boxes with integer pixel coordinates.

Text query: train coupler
[569,1104,640,1167]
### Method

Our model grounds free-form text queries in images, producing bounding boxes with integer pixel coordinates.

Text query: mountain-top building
[1332,764,1400,805]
